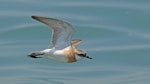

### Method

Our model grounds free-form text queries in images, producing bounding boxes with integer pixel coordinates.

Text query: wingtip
[31,15,43,21]
[31,15,37,19]
[31,15,48,21]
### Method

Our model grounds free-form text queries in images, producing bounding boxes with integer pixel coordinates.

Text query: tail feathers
[28,52,45,58]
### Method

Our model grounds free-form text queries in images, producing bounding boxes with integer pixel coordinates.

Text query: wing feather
[32,16,75,50]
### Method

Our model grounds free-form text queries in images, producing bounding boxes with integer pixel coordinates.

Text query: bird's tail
[28,52,45,58]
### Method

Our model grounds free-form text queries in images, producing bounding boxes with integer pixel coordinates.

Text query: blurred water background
[0,0,150,84]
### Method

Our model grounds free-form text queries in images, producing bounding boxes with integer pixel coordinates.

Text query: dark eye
[78,54,83,56]
[78,53,86,57]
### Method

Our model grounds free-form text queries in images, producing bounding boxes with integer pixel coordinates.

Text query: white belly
[42,49,68,62]
[47,54,68,62]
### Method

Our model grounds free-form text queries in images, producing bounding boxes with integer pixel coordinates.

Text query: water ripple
[88,44,150,51]
[59,1,150,10]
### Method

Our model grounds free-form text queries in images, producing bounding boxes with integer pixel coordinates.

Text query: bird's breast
[46,47,77,63]
[63,48,76,63]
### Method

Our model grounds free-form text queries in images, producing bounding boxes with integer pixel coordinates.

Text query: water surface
[0,0,150,84]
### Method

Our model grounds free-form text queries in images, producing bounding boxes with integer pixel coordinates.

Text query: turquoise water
[0,0,150,84]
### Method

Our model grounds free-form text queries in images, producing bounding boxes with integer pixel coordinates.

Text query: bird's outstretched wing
[71,39,82,46]
[32,16,75,50]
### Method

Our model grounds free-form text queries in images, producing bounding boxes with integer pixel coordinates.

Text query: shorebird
[28,16,92,63]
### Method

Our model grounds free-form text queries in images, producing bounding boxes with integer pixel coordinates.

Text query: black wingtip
[31,16,37,19]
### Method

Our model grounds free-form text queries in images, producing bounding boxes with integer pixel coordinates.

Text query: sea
[0,0,150,84]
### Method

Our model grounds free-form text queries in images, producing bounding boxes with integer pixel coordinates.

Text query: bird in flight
[28,16,92,63]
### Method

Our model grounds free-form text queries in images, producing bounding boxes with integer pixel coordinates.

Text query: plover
[28,16,92,63]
